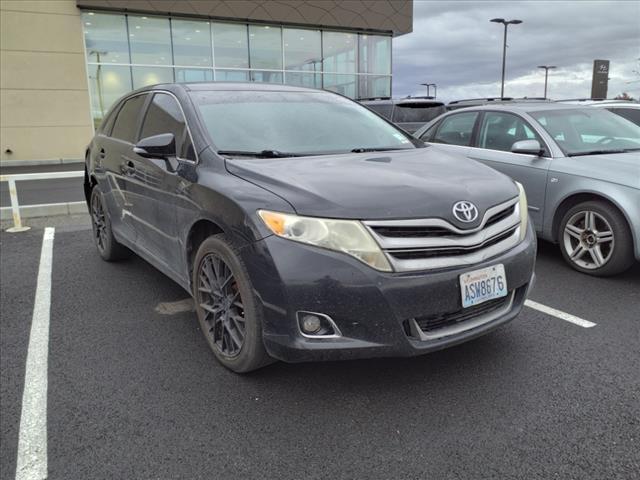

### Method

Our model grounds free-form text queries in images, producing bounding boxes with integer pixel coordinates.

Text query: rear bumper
[240,221,537,363]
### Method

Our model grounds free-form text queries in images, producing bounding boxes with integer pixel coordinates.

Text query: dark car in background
[361,96,446,133]
[84,83,536,372]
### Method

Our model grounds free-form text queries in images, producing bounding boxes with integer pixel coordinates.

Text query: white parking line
[525,299,597,328]
[15,227,54,480]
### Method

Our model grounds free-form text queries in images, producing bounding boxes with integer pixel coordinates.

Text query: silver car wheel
[563,210,614,270]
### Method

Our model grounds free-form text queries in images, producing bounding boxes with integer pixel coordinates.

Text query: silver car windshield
[191,90,418,157]
[530,108,640,156]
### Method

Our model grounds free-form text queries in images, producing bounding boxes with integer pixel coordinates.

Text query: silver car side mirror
[511,139,544,156]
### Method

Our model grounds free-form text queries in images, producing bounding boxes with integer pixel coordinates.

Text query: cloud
[392,1,640,102]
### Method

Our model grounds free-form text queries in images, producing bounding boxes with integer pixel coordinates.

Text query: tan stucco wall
[1,0,93,164]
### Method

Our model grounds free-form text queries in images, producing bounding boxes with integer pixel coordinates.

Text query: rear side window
[432,112,478,146]
[140,93,195,161]
[111,95,147,143]
[606,107,640,126]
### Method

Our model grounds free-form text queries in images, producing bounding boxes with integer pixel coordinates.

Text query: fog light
[301,314,322,334]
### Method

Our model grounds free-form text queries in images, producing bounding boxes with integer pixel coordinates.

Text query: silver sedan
[414,103,640,276]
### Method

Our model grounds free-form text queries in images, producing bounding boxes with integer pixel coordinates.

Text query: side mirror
[133,133,176,160]
[511,139,544,156]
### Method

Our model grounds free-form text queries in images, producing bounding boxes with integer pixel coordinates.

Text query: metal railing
[0,171,85,232]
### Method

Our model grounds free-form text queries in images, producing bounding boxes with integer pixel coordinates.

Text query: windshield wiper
[567,149,627,157]
[351,147,412,153]
[217,149,305,158]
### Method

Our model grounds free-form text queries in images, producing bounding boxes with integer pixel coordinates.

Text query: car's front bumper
[240,220,537,363]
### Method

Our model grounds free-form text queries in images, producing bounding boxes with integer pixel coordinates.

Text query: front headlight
[258,210,392,272]
[515,181,528,241]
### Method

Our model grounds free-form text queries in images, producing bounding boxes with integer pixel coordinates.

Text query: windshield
[392,103,446,123]
[530,108,640,156]
[191,90,418,156]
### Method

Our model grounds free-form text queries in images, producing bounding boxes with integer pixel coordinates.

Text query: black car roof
[135,82,323,94]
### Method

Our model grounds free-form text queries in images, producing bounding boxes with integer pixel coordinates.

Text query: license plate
[460,264,508,308]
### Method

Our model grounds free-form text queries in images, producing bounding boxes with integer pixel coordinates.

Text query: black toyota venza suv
[84,83,536,372]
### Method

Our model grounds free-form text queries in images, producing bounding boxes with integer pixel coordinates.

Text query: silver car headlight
[258,210,392,272]
[515,181,528,241]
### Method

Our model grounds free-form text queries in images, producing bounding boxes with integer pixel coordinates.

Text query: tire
[192,234,273,373]
[90,186,131,261]
[558,200,634,276]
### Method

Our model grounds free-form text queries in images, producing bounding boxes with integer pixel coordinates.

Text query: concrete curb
[0,202,87,221]
[0,159,84,168]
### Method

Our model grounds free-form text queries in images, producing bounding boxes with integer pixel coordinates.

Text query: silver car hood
[557,152,640,189]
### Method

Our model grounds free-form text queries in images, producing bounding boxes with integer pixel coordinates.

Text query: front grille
[363,197,521,271]
[413,294,510,333]
[390,227,517,260]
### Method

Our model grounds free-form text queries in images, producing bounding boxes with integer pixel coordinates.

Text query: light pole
[490,18,523,98]
[420,82,437,98]
[537,65,556,98]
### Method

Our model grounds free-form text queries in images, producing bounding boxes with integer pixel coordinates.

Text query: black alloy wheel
[89,186,130,261]
[91,190,108,254]
[192,234,272,372]
[197,253,247,357]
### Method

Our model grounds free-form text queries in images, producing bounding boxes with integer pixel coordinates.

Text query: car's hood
[558,152,640,189]
[226,148,519,225]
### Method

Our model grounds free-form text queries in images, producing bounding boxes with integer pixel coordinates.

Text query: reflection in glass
[284,72,321,89]
[175,68,213,82]
[323,73,357,98]
[250,71,283,84]
[322,31,356,73]
[172,19,212,67]
[283,28,321,71]
[359,35,391,75]
[128,16,172,65]
[215,70,250,81]
[358,75,391,99]
[213,23,249,68]
[82,12,130,64]
[249,25,282,70]
[87,64,132,128]
[132,66,174,89]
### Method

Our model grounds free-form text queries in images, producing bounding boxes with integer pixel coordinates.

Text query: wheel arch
[185,218,226,291]
[551,191,633,243]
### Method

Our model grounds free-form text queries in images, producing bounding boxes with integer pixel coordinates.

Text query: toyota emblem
[452,201,479,223]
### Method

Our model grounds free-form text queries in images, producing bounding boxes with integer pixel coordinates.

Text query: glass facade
[82,11,392,127]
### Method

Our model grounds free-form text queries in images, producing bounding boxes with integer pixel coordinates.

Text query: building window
[248,25,282,70]
[212,23,249,69]
[284,28,321,71]
[322,31,357,73]
[128,16,172,65]
[323,73,357,98]
[175,68,213,82]
[83,12,130,64]
[86,64,132,129]
[172,19,212,67]
[359,35,391,75]
[82,12,392,127]
[132,66,174,89]
[359,75,391,99]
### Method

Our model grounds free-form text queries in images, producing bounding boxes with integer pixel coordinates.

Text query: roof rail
[448,97,514,104]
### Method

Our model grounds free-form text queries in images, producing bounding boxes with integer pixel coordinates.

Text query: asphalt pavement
[0,163,84,207]
[1,222,639,479]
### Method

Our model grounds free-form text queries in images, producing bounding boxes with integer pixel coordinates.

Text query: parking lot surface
[1,223,639,479]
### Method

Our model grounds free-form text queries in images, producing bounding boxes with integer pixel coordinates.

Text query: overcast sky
[392,0,640,102]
